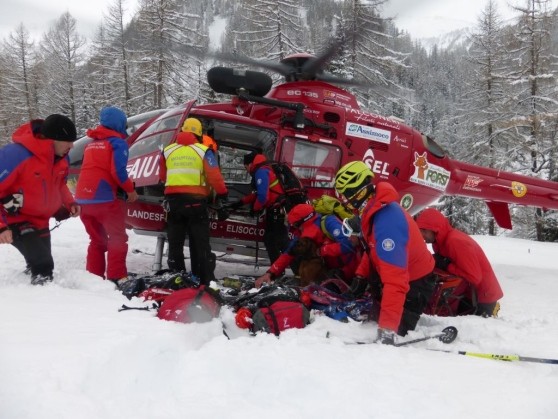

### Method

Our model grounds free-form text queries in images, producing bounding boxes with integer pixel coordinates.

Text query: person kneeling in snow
[255,203,360,288]
[415,208,503,318]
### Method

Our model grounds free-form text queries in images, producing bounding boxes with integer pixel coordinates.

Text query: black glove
[2,193,23,214]
[216,207,230,222]
[346,216,361,234]
[346,276,368,298]
[376,328,396,345]
[434,253,451,271]
[249,207,261,218]
[226,200,244,211]
[53,206,71,222]
[216,193,228,202]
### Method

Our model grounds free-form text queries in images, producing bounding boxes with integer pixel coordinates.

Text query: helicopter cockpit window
[218,147,254,184]
[212,121,276,152]
[210,122,275,183]
[280,137,342,188]
[422,134,446,159]
[128,114,181,159]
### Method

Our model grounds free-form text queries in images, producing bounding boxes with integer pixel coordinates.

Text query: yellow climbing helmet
[182,117,203,137]
[334,161,374,198]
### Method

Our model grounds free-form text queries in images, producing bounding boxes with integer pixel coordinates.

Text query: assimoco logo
[346,123,391,144]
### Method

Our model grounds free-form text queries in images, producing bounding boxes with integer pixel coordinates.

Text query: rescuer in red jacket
[415,207,503,317]
[75,107,138,286]
[229,151,290,265]
[255,203,360,287]
[335,161,436,344]
[0,114,80,285]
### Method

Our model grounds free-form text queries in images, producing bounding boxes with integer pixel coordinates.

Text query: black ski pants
[165,194,212,285]
[10,223,53,278]
[263,207,289,265]
[369,271,437,336]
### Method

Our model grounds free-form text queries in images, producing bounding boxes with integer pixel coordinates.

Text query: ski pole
[394,326,458,347]
[339,326,458,346]
[430,349,558,365]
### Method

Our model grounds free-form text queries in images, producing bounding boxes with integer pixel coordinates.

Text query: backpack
[252,301,310,336]
[424,270,476,317]
[312,194,353,220]
[256,161,308,211]
[304,282,373,322]
[157,285,222,323]
[119,270,198,300]
[232,285,311,335]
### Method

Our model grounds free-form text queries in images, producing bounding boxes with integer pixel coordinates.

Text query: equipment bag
[258,161,308,211]
[252,301,310,336]
[423,270,476,317]
[157,285,222,323]
[119,270,199,300]
[304,283,373,322]
[312,194,353,220]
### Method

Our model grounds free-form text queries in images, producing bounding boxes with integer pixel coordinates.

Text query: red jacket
[268,214,359,278]
[415,208,503,304]
[356,182,434,331]
[75,126,135,203]
[159,132,227,196]
[0,121,74,230]
[241,154,284,211]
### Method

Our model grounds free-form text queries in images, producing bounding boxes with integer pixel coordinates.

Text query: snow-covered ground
[1,217,557,419]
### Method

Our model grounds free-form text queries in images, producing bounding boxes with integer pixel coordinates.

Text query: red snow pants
[79,200,129,280]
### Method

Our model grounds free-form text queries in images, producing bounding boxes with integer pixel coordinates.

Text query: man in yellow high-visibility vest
[160,118,228,285]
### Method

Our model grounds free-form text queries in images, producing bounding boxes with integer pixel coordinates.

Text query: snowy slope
[1,217,557,419]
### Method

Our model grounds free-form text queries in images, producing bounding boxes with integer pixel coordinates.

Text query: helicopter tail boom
[445,159,558,227]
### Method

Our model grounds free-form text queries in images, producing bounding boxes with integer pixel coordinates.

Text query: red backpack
[157,286,222,323]
[232,285,311,336]
[251,301,310,336]
[424,270,475,316]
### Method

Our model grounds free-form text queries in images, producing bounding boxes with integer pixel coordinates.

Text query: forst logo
[410,152,450,191]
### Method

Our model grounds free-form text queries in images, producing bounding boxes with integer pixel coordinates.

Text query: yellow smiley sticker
[511,181,527,198]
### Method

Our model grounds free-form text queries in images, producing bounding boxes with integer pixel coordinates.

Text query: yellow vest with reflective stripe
[163,143,209,187]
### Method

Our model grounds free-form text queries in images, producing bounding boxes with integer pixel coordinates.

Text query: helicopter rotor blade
[315,72,368,87]
[211,52,294,77]
[300,41,342,79]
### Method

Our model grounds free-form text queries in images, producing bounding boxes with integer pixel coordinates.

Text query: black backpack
[255,161,308,211]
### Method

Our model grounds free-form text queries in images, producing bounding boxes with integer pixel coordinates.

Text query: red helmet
[287,204,316,228]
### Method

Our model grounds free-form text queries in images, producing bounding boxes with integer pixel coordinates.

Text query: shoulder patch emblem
[381,238,395,251]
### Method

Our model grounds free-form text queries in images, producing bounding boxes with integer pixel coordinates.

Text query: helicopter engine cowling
[207,67,272,97]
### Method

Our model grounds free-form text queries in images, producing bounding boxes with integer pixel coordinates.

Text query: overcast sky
[383,0,525,38]
[0,0,138,42]
[0,0,536,43]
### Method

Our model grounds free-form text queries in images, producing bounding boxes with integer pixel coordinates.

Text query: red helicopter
[68,47,558,271]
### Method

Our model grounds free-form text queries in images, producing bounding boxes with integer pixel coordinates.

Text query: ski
[430,349,558,365]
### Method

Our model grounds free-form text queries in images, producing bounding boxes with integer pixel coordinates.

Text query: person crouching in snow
[255,203,361,287]
[415,207,503,317]
[75,106,138,288]
[334,161,436,345]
